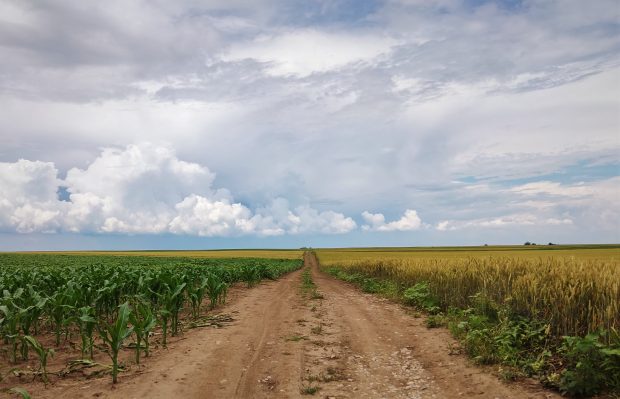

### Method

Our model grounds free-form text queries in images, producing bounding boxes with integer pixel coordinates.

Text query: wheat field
[317,245,620,337]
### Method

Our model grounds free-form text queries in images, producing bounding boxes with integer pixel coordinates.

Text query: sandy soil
[4,253,562,399]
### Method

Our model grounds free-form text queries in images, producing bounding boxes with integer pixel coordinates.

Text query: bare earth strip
[30,253,560,398]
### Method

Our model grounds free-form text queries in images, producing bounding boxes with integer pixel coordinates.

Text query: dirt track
[31,253,560,399]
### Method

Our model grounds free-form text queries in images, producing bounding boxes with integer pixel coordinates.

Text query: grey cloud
[1,0,618,103]
[0,1,257,101]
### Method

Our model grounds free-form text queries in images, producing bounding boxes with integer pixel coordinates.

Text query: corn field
[0,254,302,382]
[318,254,619,338]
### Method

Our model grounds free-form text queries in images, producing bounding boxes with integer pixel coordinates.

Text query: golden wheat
[318,249,619,338]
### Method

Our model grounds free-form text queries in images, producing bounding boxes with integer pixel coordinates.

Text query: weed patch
[300,383,320,395]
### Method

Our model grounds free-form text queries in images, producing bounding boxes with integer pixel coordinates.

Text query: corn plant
[98,302,134,383]
[240,264,261,287]
[48,291,72,346]
[188,277,209,318]
[0,304,20,363]
[155,281,186,338]
[17,299,47,360]
[205,274,228,309]
[76,306,97,359]
[158,307,171,348]
[129,300,156,364]
[95,279,121,321]
[23,335,54,384]
[23,286,47,335]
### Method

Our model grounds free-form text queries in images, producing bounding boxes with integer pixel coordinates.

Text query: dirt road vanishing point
[36,253,561,399]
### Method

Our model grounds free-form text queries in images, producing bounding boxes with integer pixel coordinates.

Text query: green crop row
[0,254,302,384]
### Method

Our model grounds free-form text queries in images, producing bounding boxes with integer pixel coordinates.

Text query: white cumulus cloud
[0,159,65,233]
[0,144,356,237]
[361,209,423,232]
[169,195,254,237]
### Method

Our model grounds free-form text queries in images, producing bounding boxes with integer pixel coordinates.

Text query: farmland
[317,245,620,396]
[0,247,618,398]
[317,245,620,336]
[22,249,304,260]
[317,244,620,262]
[0,253,302,393]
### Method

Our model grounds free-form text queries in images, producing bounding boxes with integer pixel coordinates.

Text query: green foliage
[98,302,134,383]
[323,268,399,299]
[48,290,73,347]
[403,282,439,314]
[425,314,446,328]
[205,274,228,310]
[76,306,96,359]
[0,253,302,383]
[301,268,323,300]
[300,384,321,395]
[301,268,316,292]
[493,316,551,373]
[188,276,209,318]
[0,298,21,363]
[469,292,500,321]
[168,282,186,336]
[559,332,620,396]
[17,287,47,360]
[153,280,186,345]
[239,263,262,287]
[23,335,54,384]
[129,300,156,364]
[8,387,31,399]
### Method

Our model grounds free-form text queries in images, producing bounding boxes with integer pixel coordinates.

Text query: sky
[0,0,619,250]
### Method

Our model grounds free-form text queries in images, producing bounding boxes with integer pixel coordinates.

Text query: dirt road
[32,253,560,399]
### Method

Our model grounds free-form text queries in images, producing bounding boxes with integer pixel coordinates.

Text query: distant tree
[548,242,555,246]
[524,241,531,245]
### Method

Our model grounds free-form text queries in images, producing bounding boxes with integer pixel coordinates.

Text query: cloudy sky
[0,0,619,250]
